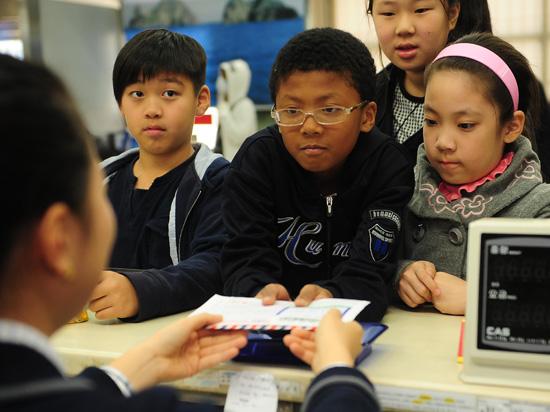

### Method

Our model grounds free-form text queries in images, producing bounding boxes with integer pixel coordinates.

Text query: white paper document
[190,294,369,330]
[224,371,278,412]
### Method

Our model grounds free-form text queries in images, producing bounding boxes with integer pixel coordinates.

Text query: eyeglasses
[270,100,369,127]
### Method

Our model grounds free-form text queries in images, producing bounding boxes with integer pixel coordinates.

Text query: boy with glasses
[222,28,414,321]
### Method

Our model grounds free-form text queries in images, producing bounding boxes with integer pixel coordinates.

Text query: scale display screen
[478,234,550,354]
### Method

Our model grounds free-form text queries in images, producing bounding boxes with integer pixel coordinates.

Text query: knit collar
[438,151,515,202]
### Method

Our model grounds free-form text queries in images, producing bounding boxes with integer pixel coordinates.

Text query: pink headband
[433,43,519,111]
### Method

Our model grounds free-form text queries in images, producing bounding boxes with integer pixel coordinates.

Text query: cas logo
[486,326,511,337]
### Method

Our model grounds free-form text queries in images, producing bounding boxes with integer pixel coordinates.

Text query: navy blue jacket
[222,126,414,322]
[301,367,380,412]
[0,343,220,412]
[0,344,379,412]
[101,144,228,321]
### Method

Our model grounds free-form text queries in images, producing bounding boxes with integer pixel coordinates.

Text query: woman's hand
[109,313,247,391]
[283,309,363,373]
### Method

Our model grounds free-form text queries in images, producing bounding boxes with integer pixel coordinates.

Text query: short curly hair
[269,27,376,103]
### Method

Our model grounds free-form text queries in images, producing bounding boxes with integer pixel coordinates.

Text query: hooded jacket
[217,59,258,161]
[222,125,414,321]
[101,144,228,321]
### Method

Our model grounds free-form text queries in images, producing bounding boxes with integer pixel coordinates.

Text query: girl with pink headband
[395,33,550,315]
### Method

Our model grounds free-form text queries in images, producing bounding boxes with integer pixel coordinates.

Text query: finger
[313,289,332,301]
[344,321,364,358]
[256,285,279,305]
[88,295,111,313]
[198,347,241,371]
[255,284,278,298]
[345,321,364,343]
[258,284,290,305]
[404,274,433,302]
[398,287,424,308]
[199,334,248,355]
[282,334,299,347]
[283,335,316,352]
[272,284,291,301]
[197,331,248,347]
[321,308,342,324]
[403,282,428,306]
[185,313,224,331]
[94,305,117,320]
[199,334,248,357]
[283,331,316,346]
[262,295,276,306]
[295,285,320,307]
[89,282,109,302]
[289,328,315,340]
[398,287,420,308]
[420,261,437,278]
[316,308,344,332]
[399,278,429,305]
[286,342,314,365]
[255,288,271,299]
[417,270,441,297]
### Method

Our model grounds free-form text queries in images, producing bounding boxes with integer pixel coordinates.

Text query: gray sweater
[397,136,550,281]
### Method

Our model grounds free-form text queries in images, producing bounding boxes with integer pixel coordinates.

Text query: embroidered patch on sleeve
[368,224,395,262]
[369,209,401,230]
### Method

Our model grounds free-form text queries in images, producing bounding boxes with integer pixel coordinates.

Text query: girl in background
[396,33,550,315]
[367,0,490,161]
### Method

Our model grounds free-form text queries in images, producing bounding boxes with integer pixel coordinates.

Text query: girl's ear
[360,101,378,133]
[503,110,526,144]
[195,85,211,116]
[35,203,82,282]
[448,2,461,31]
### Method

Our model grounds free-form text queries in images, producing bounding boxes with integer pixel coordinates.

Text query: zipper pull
[326,195,333,217]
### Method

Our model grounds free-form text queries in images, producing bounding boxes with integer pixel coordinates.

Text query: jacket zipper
[325,194,336,275]
[326,195,334,217]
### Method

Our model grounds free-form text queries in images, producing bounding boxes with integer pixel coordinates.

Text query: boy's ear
[448,2,460,31]
[360,101,377,133]
[195,85,211,116]
[35,203,81,282]
[503,110,525,144]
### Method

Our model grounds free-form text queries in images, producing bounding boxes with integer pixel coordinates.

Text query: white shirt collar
[0,319,65,373]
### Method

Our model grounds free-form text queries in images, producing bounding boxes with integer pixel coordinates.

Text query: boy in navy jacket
[89,29,228,322]
[222,28,414,321]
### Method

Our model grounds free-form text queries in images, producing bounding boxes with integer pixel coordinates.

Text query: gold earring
[62,263,76,281]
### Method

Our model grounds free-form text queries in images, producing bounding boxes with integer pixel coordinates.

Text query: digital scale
[462,218,550,390]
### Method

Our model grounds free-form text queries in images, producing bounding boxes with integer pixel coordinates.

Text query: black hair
[112,29,206,105]
[0,54,92,272]
[366,0,493,43]
[269,27,376,103]
[425,32,541,142]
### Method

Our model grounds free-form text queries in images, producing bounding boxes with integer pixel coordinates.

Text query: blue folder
[233,322,388,366]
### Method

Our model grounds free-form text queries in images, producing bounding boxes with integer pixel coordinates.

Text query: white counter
[51,306,550,410]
